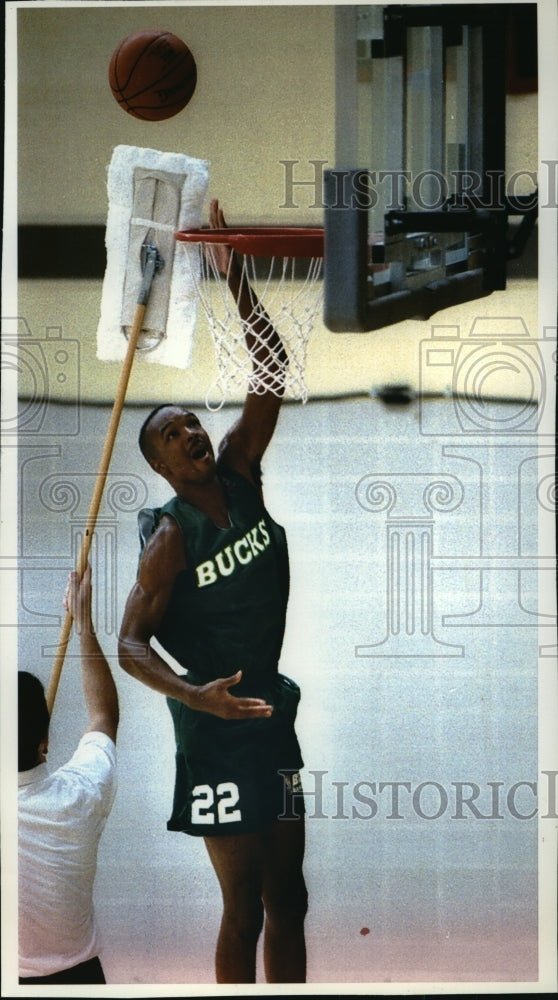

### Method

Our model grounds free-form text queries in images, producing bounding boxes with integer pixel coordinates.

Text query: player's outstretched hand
[208,198,237,278]
[190,670,273,720]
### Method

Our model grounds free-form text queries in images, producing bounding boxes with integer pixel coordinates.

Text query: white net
[178,240,323,409]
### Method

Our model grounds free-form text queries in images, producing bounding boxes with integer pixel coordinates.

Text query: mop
[46,145,209,712]
[97,144,209,366]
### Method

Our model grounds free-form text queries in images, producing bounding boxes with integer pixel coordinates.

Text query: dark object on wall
[19,226,106,279]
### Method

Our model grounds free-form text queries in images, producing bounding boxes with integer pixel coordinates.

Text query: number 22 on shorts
[191,781,242,824]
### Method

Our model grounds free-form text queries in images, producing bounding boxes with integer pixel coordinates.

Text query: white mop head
[96,144,209,369]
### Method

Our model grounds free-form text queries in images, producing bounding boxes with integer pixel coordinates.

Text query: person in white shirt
[18,566,119,985]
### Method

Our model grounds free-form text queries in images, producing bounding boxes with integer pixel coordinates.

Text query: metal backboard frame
[324,4,538,332]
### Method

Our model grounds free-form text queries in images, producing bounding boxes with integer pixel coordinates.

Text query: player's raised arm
[207,199,287,488]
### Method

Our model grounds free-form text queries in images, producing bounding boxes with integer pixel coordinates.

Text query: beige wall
[14,4,538,406]
[17,4,334,226]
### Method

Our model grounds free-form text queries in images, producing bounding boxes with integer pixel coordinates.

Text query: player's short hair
[18,672,50,771]
[138,404,173,462]
[138,404,195,463]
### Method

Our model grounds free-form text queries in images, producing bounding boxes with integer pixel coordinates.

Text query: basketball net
[176,232,323,409]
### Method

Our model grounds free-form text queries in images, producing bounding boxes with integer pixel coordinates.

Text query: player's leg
[203,832,265,983]
[260,815,308,983]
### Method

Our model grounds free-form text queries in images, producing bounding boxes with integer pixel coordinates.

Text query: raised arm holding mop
[118,199,307,984]
[19,568,118,985]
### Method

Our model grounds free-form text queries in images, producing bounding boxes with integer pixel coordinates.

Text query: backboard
[324,3,538,331]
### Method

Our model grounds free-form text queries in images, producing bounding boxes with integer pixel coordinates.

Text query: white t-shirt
[18,730,117,978]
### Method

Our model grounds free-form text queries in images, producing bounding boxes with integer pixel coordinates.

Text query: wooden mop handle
[46,301,148,714]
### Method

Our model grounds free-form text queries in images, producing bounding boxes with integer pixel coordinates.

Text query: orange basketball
[109,29,197,121]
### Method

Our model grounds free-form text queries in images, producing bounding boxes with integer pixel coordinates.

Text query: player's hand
[64,565,94,634]
[207,198,237,278]
[188,670,273,720]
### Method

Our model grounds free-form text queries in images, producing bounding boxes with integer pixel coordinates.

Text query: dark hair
[138,404,195,463]
[18,672,50,771]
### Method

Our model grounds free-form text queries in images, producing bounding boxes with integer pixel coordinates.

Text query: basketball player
[118,200,307,984]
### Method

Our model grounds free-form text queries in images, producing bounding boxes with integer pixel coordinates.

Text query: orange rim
[175,227,324,258]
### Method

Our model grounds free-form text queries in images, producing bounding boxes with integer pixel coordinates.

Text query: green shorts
[166,674,305,837]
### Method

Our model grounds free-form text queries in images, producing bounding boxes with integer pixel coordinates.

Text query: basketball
[109,29,197,121]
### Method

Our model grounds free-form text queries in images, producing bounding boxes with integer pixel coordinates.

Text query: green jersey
[138,467,290,698]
